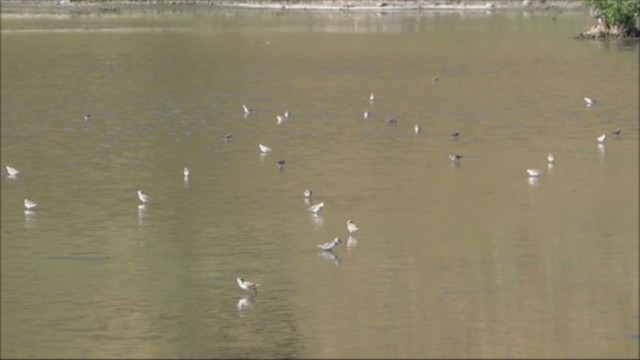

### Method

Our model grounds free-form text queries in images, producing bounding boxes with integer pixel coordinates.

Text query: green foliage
[583,0,640,28]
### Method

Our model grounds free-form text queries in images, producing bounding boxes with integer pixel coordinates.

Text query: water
[1,6,638,359]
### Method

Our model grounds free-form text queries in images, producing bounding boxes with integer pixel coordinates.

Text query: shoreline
[0,1,586,13]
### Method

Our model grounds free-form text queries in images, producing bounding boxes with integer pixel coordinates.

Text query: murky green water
[1,6,638,359]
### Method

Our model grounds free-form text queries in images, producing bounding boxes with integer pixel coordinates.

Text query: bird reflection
[183,169,190,188]
[24,210,36,228]
[318,250,340,266]
[448,154,462,168]
[597,143,605,160]
[547,162,555,172]
[138,204,148,227]
[237,296,256,312]
[310,214,324,227]
[527,177,539,187]
[347,236,358,250]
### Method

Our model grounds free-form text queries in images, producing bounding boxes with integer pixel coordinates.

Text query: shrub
[583,0,640,29]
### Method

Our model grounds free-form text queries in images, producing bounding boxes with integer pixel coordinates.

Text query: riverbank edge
[1,0,587,12]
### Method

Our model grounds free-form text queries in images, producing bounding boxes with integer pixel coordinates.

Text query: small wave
[47,254,110,262]
[1,27,189,34]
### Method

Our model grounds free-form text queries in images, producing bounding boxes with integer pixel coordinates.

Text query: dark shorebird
[449,131,460,139]
[84,113,91,121]
[277,160,286,171]
[384,118,398,126]
[612,128,621,136]
[224,133,232,142]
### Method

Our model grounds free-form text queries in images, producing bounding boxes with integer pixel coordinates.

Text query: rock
[576,23,640,39]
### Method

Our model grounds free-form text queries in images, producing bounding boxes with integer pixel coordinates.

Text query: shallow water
[1,7,638,359]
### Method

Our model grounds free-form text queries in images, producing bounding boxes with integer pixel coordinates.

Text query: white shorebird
[369,92,375,103]
[449,154,462,162]
[242,104,254,116]
[304,189,313,198]
[24,198,37,210]
[84,113,91,122]
[276,115,285,125]
[318,237,342,252]
[308,201,325,214]
[363,111,370,120]
[596,134,607,143]
[6,166,19,177]
[414,124,421,134]
[137,190,151,204]
[547,152,556,163]
[347,219,359,234]
[183,167,190,178]
[236,277,260,294]
[584,97,597,107]
[259,144,272,154]
[526,169,542,178]
[284,110,290,119]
